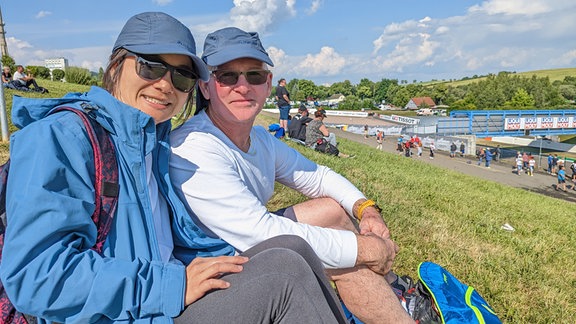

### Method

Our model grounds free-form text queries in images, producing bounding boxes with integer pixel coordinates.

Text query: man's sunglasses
[212,69,270,86]
[128,53,198,93]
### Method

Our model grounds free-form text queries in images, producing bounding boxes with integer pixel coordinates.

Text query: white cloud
[293,46,346,76]
[35,11,52,19]
[306,0,322,15]
[549,49,576,67]
[368,0,576,80]
[468,0,550,16]
[7,36,108,71]
[230,0,296,32]
[267,46,287,68]
[375,33,438,72]
[152,0,173,5]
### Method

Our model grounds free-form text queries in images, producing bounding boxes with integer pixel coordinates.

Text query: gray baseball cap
[202,27,274,67]
[113,12,209,81]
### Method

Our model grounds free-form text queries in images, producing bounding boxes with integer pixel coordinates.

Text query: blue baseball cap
[202,27,274,67]
[113,12,209,81]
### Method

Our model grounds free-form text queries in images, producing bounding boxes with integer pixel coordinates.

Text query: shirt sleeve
[170,129,358,269]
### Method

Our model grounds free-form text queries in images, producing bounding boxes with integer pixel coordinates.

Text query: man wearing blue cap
[170,27,418,323]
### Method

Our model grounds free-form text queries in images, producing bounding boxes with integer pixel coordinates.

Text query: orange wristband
[357,199,380,221]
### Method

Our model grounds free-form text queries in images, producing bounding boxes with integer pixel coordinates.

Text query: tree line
[276,71,576,111]
[2,55,103,86]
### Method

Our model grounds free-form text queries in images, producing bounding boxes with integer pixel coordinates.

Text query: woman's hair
[102,48,196,125]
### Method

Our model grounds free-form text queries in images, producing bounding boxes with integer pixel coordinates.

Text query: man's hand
[184,255,249,306]
[358,207,390,239]
[355,234,399,276]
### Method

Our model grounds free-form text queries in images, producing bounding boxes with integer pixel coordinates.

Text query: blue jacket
[485,149,493,161]
[0,87,233,323]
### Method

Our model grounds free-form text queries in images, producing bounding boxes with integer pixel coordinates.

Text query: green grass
[261,114,576,323]
[3,82,576,323]
[427,67,576,87]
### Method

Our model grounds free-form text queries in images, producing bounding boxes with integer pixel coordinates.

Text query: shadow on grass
[522,183,576,203]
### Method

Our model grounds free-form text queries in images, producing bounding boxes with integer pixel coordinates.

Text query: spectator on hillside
[275,78,291,131]
[306,110,338,148]
[287,105,312,142]
[547,154,554,174]
[13,65,47,93]
[0,12,344,323]
[170,26,417,323]
[2,66,12,87]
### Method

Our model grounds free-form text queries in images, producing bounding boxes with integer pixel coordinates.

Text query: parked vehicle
[416,108,433,116]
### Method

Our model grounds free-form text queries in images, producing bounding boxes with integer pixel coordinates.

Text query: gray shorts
[272,206,297,221]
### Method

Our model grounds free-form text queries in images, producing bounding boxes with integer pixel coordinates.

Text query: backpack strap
[50,107,119,254]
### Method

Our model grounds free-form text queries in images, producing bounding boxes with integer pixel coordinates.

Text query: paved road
[261,111,575,203]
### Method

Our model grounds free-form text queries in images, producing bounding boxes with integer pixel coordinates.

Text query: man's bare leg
[292,198,414,323]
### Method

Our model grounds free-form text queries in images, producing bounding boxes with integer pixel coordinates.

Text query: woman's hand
[184,255,249,305]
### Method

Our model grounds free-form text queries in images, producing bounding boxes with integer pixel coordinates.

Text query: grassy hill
[2,80,576,323]
[425,67,576,87]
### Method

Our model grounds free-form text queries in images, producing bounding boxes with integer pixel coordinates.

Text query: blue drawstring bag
[418,262,501,324]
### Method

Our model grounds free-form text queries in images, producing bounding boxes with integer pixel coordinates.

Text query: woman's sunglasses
[128,53,198,93]
[212,69,270,86]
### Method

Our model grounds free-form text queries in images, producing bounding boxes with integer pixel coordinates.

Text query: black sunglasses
[212,69,270,86]
[127,53,198,93]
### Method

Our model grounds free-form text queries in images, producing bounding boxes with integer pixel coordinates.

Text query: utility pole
[0,5,8,58]
[0,5,9,142]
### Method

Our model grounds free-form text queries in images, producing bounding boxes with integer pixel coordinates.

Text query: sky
[1,0,575,86]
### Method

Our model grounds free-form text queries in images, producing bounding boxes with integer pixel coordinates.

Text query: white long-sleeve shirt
[170,110,364,268]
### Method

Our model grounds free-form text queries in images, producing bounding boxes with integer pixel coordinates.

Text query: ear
[266,72,273,94]
[199,80,210,100]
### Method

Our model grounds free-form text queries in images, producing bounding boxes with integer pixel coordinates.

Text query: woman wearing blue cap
[170,27,416,323]
[0,12,345,323]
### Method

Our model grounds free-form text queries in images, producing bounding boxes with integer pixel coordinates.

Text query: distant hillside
[424,67,576,87]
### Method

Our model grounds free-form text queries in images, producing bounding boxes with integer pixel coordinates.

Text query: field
[424,67,576,87]
[2,80,576,323]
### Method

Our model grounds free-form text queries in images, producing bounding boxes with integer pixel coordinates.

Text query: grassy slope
[3,79,576,323]
[425,67,576,87]
[259,114,575,323]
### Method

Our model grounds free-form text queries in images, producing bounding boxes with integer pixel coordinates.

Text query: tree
[26,66,51,79]
[373,79,398,104]
[52,69,65,81]
[559,85,576,101]
[506,88,535,109]
[1,55,15,71]
[296,79,318,102]
[329,80,354,97]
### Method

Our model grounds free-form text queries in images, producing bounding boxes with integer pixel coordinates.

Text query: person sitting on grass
[170,26,428,323]
[12,65,48,93]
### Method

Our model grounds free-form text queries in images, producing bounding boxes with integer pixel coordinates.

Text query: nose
[155,71,174,93]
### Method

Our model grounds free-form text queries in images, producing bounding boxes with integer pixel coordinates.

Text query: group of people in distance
[2,64,48,93]
[1,11,430,324]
